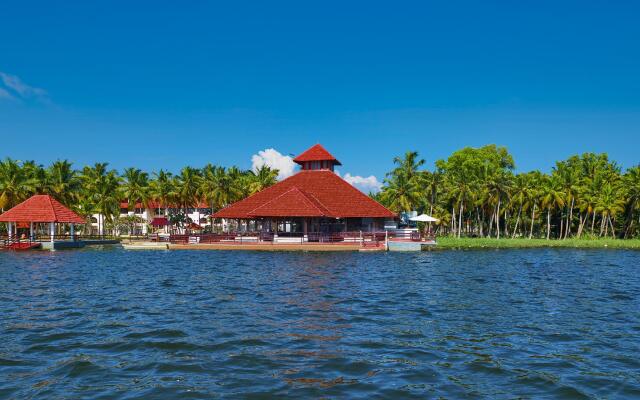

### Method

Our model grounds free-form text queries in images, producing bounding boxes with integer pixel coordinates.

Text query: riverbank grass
[436,237,640,249]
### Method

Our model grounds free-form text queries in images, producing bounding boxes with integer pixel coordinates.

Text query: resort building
[90,202,211,235]
[212,144,396,238]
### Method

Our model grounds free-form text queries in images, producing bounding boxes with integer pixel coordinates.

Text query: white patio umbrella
[409,214,439,222]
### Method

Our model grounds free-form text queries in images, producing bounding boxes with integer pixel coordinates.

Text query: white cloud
[337,171,383,193]
[251,148,296,180]
[0,71,49,103]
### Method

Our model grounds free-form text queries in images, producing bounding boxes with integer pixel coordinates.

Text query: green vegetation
[436,237,640,249]
[0,159,278,234]
[375,145,640,240]
[1,144,639,243]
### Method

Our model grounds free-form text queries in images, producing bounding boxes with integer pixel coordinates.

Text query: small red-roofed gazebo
[0,194,85,244]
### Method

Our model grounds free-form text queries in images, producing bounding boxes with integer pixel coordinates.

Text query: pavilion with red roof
[213,144,396,239]
[0,194,85,245]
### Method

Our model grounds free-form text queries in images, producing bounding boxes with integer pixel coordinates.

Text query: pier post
[49,222,55,245]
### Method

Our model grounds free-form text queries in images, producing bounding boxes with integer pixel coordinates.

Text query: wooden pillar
[70,223,75,241]
[30,222,34,241]
[7,222,13,238]
[49,222,55,244]
[274,218,278,242]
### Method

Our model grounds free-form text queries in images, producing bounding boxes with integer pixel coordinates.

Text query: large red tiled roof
[293,144,342,165]
[213,170,395,219]
[0,195,85,224]
[249,187,328,217]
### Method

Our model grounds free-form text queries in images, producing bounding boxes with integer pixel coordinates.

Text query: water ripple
[1,248,639,398]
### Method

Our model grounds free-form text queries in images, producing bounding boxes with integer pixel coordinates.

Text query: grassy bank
[436,237,640,249]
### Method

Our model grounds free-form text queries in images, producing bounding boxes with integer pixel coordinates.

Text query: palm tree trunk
[451,205,456,236]
[577,213,584,238]
[565,198,574,239]
[496,198,501,239]
[512,205,522,239]
[546,208,551,240]
[529,206,536,239]
[488,207,495,237]
[504,210,510,237]
[591,212,596,234]
[458,202,463,238]
[609,216,616,238]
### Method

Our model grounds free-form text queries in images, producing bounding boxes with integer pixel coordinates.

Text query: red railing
[0,235,40,250]
[162,231,405,247]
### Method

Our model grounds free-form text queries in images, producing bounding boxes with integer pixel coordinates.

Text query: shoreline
[435,237,640,250]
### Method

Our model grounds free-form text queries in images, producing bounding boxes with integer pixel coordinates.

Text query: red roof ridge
[46,195,57,221]
[247,186,330,217]
[293,144,342,165]
[212,169,395,219]
[213,172,301,216]
[0,194,85,224]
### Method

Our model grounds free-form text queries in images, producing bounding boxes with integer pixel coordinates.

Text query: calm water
[1,249,639,399]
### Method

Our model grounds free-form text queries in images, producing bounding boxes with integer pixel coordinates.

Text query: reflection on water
[1,249,640,398]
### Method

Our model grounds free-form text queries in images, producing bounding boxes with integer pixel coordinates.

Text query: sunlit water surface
[1,248,639,399]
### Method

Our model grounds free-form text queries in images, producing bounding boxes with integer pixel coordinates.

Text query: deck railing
[0,235,37,249]
[162,230,429,246]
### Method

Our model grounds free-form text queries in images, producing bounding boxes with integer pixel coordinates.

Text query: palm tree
[380,151,425,213]
[23,160,48,195]
[553,161,579,239]
[380,172,422,213]
[623,166,640,238]
[0,158,40,211]
[524,172,542,239]
[540,176,565,240]
[510,173,531,238]
[121,168,150,211]
[149,170,174,216]
[485,171,512,239]
[249,165,278,195]
[226,166,246,203]
[80,163,121,236]
[595,183,626,238]
[46,160,79,206]
[448,171,474,238]
[199,165,242,212]
[419,170,442,216]
[391,151,425,182]
[174,167,202,222]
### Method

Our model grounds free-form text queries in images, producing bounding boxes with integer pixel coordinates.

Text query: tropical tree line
[2,145,639,239]
[376,145,640,239]
[0,159,278,232]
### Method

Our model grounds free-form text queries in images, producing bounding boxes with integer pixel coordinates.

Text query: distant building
[90,201,211,235]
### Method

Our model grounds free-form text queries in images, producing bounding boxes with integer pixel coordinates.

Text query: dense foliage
[376,146,640,239]
[1,145,639,239]
[0,159,278,230]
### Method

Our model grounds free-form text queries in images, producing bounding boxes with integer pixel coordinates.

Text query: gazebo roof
[0,195,85,224]
[293,144,342,166]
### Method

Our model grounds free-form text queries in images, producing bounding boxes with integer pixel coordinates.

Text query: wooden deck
[168,242,380,251]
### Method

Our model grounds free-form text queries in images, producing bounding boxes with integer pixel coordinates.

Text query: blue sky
[1,1,639,191]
